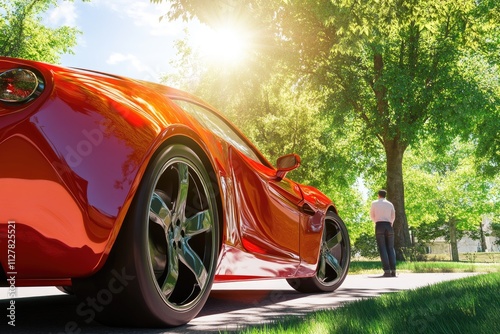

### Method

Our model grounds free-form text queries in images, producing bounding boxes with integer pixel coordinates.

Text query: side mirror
[276,153,301,180]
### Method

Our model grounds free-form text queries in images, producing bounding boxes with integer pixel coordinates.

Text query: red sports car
[0,56,350,327]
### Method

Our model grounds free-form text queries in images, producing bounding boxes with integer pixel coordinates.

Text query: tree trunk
[372,52,411,261]
[449,219,459,262]
[480,221,487,252]
[385,140,411,260]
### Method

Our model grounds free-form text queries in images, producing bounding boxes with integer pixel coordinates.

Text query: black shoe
[383,272,392,277]
[391,271,396,277]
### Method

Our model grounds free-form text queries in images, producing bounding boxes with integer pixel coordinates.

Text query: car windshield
[172,99,264,164]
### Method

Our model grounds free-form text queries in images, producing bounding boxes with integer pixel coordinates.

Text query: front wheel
[73,144,220,327]
[287,212,350,293]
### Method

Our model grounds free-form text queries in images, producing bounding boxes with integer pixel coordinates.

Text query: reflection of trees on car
[0,57,351,327]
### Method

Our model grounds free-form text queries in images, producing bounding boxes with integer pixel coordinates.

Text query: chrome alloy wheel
[148,156,217,310]
[287,212,350,293]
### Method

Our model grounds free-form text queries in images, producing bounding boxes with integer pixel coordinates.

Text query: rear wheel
[73,144,220,327]
[287,212,350,293]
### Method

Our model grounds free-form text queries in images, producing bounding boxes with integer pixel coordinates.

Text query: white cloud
[94,0,183,36]
[46,1,78,27]
[58,1,185,81]
[107,53,144,69]
[106,53,159,80]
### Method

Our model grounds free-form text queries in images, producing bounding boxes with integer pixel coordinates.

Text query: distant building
[424,215,499,254]
[425,235,500,254]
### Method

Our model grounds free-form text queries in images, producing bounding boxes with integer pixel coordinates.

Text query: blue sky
[47,0,192,83]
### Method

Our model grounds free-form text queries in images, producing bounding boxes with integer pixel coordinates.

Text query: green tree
[492,221,500,249]
[404,139,499,261]
[162,16,373,237]
[0,0,84,63]
[156,0,500,259]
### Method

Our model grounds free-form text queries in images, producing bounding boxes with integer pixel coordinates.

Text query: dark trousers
[375,222,396,273]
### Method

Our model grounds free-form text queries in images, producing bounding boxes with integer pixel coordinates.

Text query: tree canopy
[157,0,499,259]
[404,139,499,260]
[0,0,84,63]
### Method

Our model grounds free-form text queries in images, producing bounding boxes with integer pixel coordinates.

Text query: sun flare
[192,25,250,66]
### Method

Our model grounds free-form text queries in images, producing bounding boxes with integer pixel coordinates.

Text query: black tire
[287,212,350,293]
[73,144,220,327]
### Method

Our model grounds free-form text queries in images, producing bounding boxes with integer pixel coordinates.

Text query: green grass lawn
[224,260,500,334]
[349,260,500,274]
[230,272,500,334]
[424,252,500,263]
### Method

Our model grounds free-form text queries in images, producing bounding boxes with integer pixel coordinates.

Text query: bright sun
[192,25,250,66]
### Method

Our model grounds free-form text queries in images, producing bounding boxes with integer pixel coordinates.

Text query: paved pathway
[185,272,478,333]
[0,272,479,333]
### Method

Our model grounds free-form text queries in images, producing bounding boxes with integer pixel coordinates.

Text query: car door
[229,147,302,262]
[169,98,303,271]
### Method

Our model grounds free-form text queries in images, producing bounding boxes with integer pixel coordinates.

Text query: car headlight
[0,68,45,103]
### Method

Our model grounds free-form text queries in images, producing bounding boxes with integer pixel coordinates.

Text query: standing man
[370,189,396,277]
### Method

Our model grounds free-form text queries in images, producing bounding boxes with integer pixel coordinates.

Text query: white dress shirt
[370,198,395,225]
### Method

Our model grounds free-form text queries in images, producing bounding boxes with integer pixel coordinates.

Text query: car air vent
[302,203,316,216]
